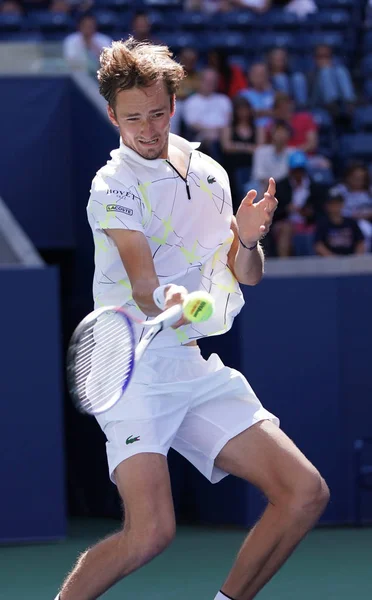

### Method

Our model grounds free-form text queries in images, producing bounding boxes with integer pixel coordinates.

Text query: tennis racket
[67,298,202,416]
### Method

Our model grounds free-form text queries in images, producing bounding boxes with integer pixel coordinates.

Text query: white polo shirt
[87,133,244,347]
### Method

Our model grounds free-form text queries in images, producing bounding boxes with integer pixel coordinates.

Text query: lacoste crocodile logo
[207,175,216,184]
[126,435,140,445]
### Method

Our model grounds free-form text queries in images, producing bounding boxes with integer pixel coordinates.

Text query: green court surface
[1,519,371,600]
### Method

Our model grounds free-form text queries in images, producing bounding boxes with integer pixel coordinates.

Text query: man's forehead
[116,81,168,109]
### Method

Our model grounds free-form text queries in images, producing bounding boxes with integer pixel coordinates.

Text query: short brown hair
[98,37,185,108]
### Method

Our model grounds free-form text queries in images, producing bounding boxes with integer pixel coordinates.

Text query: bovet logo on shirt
[106,204,134,216]
[106,188,137,201]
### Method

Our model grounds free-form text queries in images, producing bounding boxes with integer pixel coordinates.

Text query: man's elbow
[239,271,263,286]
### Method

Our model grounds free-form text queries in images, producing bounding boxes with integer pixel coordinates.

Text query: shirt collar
[119,134,200,169]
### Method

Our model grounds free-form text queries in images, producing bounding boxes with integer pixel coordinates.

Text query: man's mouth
[138,139,158,147]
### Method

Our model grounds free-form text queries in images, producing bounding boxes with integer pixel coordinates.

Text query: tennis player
[55,38,329,600]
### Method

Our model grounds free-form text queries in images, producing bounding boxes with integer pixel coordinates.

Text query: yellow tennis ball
[183,292,215,323]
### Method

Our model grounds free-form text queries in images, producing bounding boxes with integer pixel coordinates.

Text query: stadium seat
[223,10,258,30]
[311,108,333,131]
[361,54,372,77]
[364,78,372,101]
[353,106,372,132]
[255,9,299,30]
[143,0,182,9]
[364,31,372,53]
[94,0,131,9]
[177,11,208,31]
[156,31,198,52]
[26,12,73,34]
[340,133,372,160]
[205,31,254,52]
[308,167,335,186]
[93,10,117,34]
[0,14,24,32]
[305,10,349,29]
[316,0,353,8]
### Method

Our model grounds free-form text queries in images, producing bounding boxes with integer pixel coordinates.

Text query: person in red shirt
[207,49,248,99]
[270,91,318,154]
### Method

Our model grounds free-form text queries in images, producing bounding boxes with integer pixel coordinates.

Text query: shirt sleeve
[87,173,146,233]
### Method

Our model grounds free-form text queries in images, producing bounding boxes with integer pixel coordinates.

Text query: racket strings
[72,312,134,413]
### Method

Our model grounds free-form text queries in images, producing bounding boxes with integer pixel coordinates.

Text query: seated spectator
[251,120,293,199]
[63,14,112,75]
[131,12,158,44]
[240,62,274,136]
[207,49,247,99]
[184,0,230,12]
[49,0,71,14]
[270,150,328,256]
[333,163,372,251]
[183,68,232,158]
[309,45,356,119]
[267,47,308,108]
[0,0,23,14]
[228,0,271,13]
[271,92,318,154]
[284,0,317,18]
[314,190,365,256]
[171,47,200,135]
[220,96,257,206]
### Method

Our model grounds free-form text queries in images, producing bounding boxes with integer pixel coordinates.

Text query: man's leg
[214,420,329,600]
[58,453,176,600]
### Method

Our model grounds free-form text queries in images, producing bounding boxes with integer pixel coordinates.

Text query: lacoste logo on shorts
[106,204,134,216]
[126,435,140,445]
[207,175,216,184]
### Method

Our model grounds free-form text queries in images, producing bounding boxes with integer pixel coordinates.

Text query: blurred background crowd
[2,0,372,257]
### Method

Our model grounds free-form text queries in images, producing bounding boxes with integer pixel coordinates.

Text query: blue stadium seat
[311,108,333,131]
[353,106,372,132]
[303,31,346,51]
[340,133,372,160]
[257,32,300,52]
[305,10,349,29]
[308,167,335,186]
[143,0,182,8]
[0,14,23,32]
[316,0,353,8]
[223,10,257,29]
[156,31,198,51]
[364,31,372,53]
[93,10,117,33]
[205,31,254,52]
[255,9,299,29]
[364,78,372,101]
[26,12,73,33]
[0,31,43,42]
[94,0,131,9]
[177,11,208,30]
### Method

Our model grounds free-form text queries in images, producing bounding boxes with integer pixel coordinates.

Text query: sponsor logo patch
[106,204,133,216]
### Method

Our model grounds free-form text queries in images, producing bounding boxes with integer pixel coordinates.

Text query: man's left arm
[228,178,278,286]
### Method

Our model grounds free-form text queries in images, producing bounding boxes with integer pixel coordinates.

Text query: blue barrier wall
[195,274,372,526]
[0,266,66,542]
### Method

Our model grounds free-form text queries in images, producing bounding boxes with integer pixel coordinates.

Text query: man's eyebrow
[122,107,167,117]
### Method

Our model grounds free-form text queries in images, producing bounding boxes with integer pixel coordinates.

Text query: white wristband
[153,284,169,310]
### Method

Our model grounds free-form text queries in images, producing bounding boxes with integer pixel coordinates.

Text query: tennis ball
[183,291,215,323]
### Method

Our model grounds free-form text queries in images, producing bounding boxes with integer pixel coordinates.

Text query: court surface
[1,518,371,600]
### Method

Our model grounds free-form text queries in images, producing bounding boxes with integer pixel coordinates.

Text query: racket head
[67,306,136,416]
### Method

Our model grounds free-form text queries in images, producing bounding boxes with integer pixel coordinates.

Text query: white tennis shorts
[96,345,279,484]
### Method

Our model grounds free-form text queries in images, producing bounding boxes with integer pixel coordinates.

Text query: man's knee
[286,467,330,519]
[123,515,176,565]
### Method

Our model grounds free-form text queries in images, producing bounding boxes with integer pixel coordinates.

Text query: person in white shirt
[63,13,112,75]
[183,67,232,156]
[252,120,293,198]
[53,37,329,600]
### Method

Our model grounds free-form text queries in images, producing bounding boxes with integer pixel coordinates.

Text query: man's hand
[236,177,278,246]
[164,284,189,328]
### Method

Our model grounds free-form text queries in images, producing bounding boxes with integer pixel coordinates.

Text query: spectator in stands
[171,47,200,135]
[220,96,257,207]
[131,12,156,44]
[63,14,112,75]
[267,47,308,108]
[271,92,318,154]
[227,0,271,13]
[309,45,356,119]
[251,120,292,199]
[183,68,232,158]
[333,163,372,251]
[184,0,230,12]
[49,0,71,14]
[207,49,247,99]
[228,0,316,14]
[0,0,23,14]
[314,190,365,256]
[271,150,328,256]
[240,62,275,133]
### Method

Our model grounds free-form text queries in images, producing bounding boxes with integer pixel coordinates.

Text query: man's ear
[107,105,119,128]
[170,95,176,118]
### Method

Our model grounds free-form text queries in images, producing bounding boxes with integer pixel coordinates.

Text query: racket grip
[152,303,184,328]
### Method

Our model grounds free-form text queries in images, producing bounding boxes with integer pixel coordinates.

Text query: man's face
[272,125,289,147]
[108,81,174,160]
[199,69,218,96]
[249,64,268,90]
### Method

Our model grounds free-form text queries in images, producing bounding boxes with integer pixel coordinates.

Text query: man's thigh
[215,420,322,504]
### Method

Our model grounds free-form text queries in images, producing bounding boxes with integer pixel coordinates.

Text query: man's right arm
[106,229,188,323]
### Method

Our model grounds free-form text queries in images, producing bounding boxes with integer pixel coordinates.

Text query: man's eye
[153,113,164,118]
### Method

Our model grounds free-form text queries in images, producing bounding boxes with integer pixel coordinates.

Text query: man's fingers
[243,189,257,205]
[266,177,276,196]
